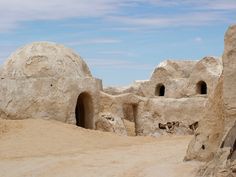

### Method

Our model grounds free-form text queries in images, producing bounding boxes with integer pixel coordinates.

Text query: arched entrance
[155,83,165,96]
[75,92,93,129]
[196,81,207,94]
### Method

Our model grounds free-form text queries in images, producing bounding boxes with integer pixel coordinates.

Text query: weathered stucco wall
[104,57,222,100]
[99,91,207,136]
[0,78,100,127]
[136,97,207,136]
[0,42,101,129]
[138,57,222,98]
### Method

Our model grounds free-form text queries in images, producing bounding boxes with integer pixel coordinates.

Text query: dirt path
[0,119,202,177]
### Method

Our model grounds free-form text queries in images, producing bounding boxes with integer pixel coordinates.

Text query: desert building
[0,41,224,137]
[0,42,101,129]
[0,25,236,177]
[0,28,232,141]
[101,56,222,136]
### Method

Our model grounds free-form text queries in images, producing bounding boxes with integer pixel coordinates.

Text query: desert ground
[0,118,202,177]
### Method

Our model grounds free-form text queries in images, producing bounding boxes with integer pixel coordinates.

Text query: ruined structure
[0,42,223,137]
[0,42,101,128]
[0,25,235,176]
[101,57,222,136]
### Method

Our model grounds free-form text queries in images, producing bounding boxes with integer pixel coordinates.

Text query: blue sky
[0,0,235,86]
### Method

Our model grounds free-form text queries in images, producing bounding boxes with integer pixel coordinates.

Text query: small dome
[1,42,92,78]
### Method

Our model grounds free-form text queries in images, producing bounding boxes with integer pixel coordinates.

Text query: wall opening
[75,92,94,129]
[123,103,138,136]
[155,84,165,96]
[196,81,207,95]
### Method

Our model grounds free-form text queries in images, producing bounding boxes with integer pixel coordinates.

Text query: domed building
[0,42,101,129]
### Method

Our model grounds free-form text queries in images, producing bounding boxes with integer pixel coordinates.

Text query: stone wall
[136,97,207,136]
[99,91,207,136]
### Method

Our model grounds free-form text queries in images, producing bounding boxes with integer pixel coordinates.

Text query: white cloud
[0,0,235,32]
[0,0,129,32]
[107,11,228,28]
[146,0,236,10]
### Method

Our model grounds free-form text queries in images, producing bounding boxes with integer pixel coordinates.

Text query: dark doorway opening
[155,84,165,96]
[197,81,207,95]
[123,103,138,136]
[75,92,93,129]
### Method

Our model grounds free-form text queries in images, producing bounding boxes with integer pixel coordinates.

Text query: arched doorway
[75,92,93,129]
[155,83,165,96]
[196,81,207,95]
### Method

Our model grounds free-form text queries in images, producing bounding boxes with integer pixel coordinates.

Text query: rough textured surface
[185,76,224,161]
[184,57,222,97]
[223,25,236,133]
[136,97,206,136]
[104,81,144,96]
[196,148,235,177]
[95,113,127,136]
[98,92,140,134]
[1,42,91,78]
[197,121,236,177]
[105,58,222,99]
[0,42,100,128]
[185,25,236,176]
[102,57,222,138]
[100,91,206,137]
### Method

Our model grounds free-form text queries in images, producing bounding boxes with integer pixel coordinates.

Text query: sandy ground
[0,118,202,177]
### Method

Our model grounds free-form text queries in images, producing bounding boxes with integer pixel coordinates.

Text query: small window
[196,81,207,95]
[155,84,165,96]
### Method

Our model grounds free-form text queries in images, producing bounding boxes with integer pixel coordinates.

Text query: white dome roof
[1,42,92,78]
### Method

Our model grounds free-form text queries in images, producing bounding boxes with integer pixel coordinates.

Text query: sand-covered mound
[0,118,201,177]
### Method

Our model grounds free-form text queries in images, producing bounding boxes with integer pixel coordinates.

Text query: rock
[95,113,127,136]
[185,25,236,175]
[221,121,236,161]
[196,148,234,177]
[185,76,224,161]
[223,25,236,133]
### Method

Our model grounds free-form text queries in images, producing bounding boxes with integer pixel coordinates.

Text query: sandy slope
[0,119,202,177]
